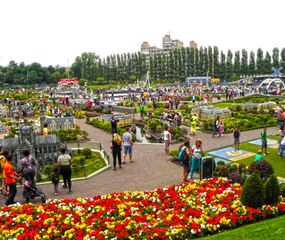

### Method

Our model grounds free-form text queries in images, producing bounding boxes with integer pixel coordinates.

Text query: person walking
[218,120,225,137]
[122,128,134,163]
[190,113,198,135]
[51,164,60,196]
[111,133,122,170]
[178,140,192,182]
[0,148,8,196]
[140,103,145,119]
[19,150,37,186]
[57,148,72,194]
[189,139,204,180]
[260,127,268,155]
[212,116,220,137]
[233,127,240,151]
[3,154,20,206]
[278,126,285,156]
[163,125,172,155]
[111,115,119,134]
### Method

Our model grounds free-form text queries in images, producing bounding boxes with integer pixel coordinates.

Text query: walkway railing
[68,140,110,165]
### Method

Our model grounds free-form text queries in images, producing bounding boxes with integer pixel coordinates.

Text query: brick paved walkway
[0,119,278,205]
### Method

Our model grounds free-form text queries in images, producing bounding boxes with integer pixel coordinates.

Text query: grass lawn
[236,140,285,178]
[212,102,241,108]
[39,152,106,182]
[206,135,285,178]
[201,214,285,240]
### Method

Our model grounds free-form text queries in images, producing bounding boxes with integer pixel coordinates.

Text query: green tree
[241,171,265,209]
[234,51,241,77]
[248,51,256,76]
[219,51,226,80]
[213,46,219,77]
[264,175,280,205]
[241,49,248,77]
[272,47,280,69]
[226,50,233,80]
[281,48,285,70]
[72,52,100,82]
[256,48,265,74]
[264,51,272,74]
[207,46,213,77]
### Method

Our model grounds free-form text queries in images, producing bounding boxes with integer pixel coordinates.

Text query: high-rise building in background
[189,40,198,49]
[141,34,196,57]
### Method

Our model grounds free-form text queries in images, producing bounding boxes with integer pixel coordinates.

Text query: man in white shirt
[122,127,134,163]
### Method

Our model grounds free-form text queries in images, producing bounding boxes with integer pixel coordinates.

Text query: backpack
[178,147,188,163]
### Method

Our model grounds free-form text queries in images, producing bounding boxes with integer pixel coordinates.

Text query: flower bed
[0,178,284,239]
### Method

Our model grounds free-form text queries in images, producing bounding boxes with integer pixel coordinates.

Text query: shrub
[280,183,285,197]
[43,165,54,179]
[215,165,230,177]
[228,164,238,172]
[228,172,245,185]
[238,163,246,174]
[36,172,42,182]
[264,175,280,205]
[248,160,274,180]
[81,148,92,159]
[241,171,265,208]
[169,149,179,157]
[180,127,188,136]
[217,161,226,166]
[156,125,162,133]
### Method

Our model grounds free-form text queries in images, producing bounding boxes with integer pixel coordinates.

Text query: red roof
[58,78,79,85]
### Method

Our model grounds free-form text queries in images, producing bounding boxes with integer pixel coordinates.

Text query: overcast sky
[0,0,284,67]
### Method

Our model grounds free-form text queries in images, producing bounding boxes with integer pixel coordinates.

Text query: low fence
[63,141,111,179]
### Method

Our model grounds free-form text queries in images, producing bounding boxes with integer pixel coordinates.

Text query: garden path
[0,119,278,205]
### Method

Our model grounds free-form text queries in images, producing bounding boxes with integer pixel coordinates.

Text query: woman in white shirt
[189,139,204,179]
[163,126,171,155]
[57,148,72,193]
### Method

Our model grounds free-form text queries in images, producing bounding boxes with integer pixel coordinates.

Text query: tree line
[1,47,285,85]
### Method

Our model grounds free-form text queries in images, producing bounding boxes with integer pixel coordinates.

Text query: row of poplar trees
[71,47,285,83]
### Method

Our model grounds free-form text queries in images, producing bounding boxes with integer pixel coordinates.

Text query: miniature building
[192,105,231,121]
[0,124,64,169]
[45,116,75,131]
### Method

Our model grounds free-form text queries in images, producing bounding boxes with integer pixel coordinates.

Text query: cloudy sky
[0,0,284,67]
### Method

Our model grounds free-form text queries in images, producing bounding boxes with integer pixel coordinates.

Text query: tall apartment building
[141,34,192,57]
[189,40,198,49]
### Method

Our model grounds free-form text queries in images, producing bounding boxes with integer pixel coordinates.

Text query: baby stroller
[23,180,46,203]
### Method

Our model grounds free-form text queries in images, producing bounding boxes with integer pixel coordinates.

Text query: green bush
[248,160,274,180]
[169,149,179,157]
[264,175,280,205]
[44,165,54,179]
[280,183,285,197]
[156,125,162,133]
[178,137,185,142]
[36,172,42,182]
[215,165,230,177]
[241,171,265,208]
[81,148,92,159]
[217,161,226,166]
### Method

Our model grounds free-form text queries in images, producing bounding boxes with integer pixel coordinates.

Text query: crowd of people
[0,147,73,206]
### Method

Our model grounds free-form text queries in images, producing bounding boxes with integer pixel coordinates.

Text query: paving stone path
[0,118,278,205]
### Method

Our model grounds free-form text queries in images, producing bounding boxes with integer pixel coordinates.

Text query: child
[51,164,60,196]
[219,120,225,137]
[254,150,264,161]
[233,127,240,151]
